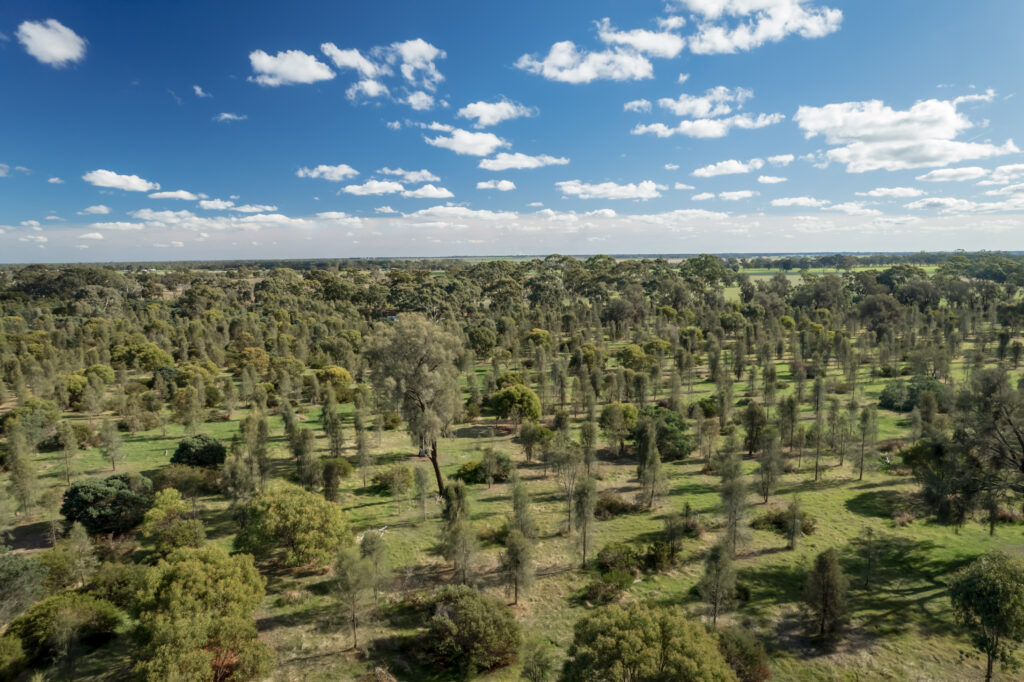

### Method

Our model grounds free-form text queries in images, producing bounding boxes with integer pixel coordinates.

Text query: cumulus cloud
[389,38,446,91]
[556,179,665,200]
[214,112,247,122]
[342,180,406,196]
[675,182,695,190]
[424,128,508,156]
[320,44,389,79]
[915,166,988,182]
[193,85,211,98]
[83,169,159,192]
[625,99,652,113]
[78,205,110,215]
[595,17,686,58]
[401,184,454,199]
[905,196,978,213]
[632,112,783,138]
[692,192,715,200]
[719,190,758,200]
[89,221,144,231]
[296,164,359,181]
[758,175,787,184]
[479,152,570,171]
[48,177,63,184]
[150,190,200,200]
[657,85,752,117]
[477,179,517,191]
[406,91,434,110]
[680,0,843,55]
[16,19,86,67]
[458,100,535,127]
[794,92,1017,172]
[248,49,335,86]
[978,164,1024,186]
[379,168,440,183]
[665,163,681,170]
[345,79,390,101]
[825,201,881,216]
[767,154,795,166]
[771,196,829,207]
[515,41,653,84]
[79,232,103,240]
[200,199,234,210]
[693,158,765,177]
[856,187,925,198]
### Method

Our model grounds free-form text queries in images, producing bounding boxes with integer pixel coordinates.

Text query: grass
[3,342,1024,681]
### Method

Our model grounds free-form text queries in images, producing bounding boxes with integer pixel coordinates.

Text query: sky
[2,0,1024,263]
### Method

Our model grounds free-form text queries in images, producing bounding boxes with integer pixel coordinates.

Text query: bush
[453,452,513,485]
[170,434,226,468]
[717,627,771,682]
[372,465,414,496]
[596,542,641,574]
[0,635,25,681]
[581,570,633,603]
[235,483,350,567]
[88,561,150,612]
[878,375,952,413]
[423,585,520,675]
[153,463,221,496]
[8,593,125,661]
[594,491,641,520]
[61,473,154,536]
[751,508,817,536]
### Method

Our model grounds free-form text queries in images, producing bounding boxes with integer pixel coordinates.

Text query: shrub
[153,463,221,496]
[717,627,771,682]
[372,465,414,496]
[88,561,150,612]
[0,635,25,681]
[751,508,817,536]
[893,511,915,527]
[878,375,952,413]
[423,585,520,675]
[170,434,226,468]
[596,542,641,574]
[61,473,154,536]
[581,570,633,603]
[594,491,641,520]
[453,452,513,485]
[8,593,125,661]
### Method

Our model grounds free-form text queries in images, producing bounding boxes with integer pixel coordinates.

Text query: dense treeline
[1,252,1023,681]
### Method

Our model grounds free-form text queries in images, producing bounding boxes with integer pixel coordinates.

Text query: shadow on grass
[844,489,904,518]
[5,519,52,551]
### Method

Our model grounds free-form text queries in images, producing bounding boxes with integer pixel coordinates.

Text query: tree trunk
[430,439,445,496]
[985,652,993,682]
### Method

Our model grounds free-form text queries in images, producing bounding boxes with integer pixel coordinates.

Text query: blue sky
[2,0,1023,262]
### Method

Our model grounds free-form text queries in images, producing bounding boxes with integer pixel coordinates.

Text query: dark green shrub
[153,463,221,496]
[170,434,226,468]
[88,561,150,613]
[878,375,952,413]
[8,593,125,661]
[717,627,771,682]
[594,491,641,520]
[596,542,641,574]
[0,634,25,681]
[372,465,414,495]
[423,585,520,675]
[61,473,154,536]
[581,570,633,603]
[751,508,817,536]
[453,452,513,484]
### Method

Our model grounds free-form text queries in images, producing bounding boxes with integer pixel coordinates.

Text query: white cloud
[78,204,110,215]
[200,199,234,210]
[624,99,652,113]
[905,197,978,213]
[674,182,695,190]
[346,79,389,100]
[767,154,795,166]
[402,184,454,199]
[479,152,570,171]
[79,232,103,240]
[719,190,757,200]
[379,168,440,183]
[665,163,680,170]
[596,18,685,58]
[375,206,398,214]
[248,49,334,86]
[47,177,63,184]
[856,187,925,198]
[83,169,159,192]
[16,19,86,67]
[693,158,765,177]
[21,220,40,228]
[825,201,881,216]
[389,39,446,91]
[406,91,434,110]
[193,85,211,98]
[681,0,843,55]
[386,120,401,130]
[978,164,1024,186]
[758,175,786,183]
[794,93,1017,172]
[0,164,8,177]
[342,180,406,196]
[424,128,508,156]
[297,164,359,181]
[90,221,143,231]
[19,235,47,244]
[657,85,752,117]
[692,192,715,200]
[556,179,665,200]
[214,112,247,122]
[458,100,535,127]
[477,179,516,191]
[660,16,687,31]
[232,204,278,213]
[150,190,200,200]
[632,112,784,138]
[320,44,388,79]
[315,211,363,225]
[915,166,988,182]
[771,196,829,207]
[515,41,653,84]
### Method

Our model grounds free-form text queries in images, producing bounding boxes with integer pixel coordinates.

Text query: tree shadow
[844,489,904,518]
[4,519,52,551]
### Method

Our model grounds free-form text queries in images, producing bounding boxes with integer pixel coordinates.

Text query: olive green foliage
[371,465,414,496]
[0,547,48,626]
[170,433,227,468]
[561,602,737,681]
[141,488,205,556]
[489,383,542,422]
[235,483,351,567]
[134,545,273,681]
[949,552,1024,680]
[60,472,154,536]
[423,585,521,675]
[7,592,125,662]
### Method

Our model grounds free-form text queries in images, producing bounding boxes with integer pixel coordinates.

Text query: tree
[424,585,521,676]
[360,529,390,604]
[857,406,877,481]
[101,418,123,472]
[521,639,559,682]
[561,602,737,682]
[141,489,205,556]
[501,529,534,605]
[134,545,273,681]
[580,418,598,473]
[510,472,538,539]
[636,420,664,508]
[552,440,584,528]
[718,446,746,556]
[804,548,848,640]
[294,428,319,490]
[414,466,431,522]
[490,384,542,428]
[171,433,226,468]
[4,420,38,517]
[0,547,48,626]
[365,313,462,495]
[599,402,638,456]
[440,481,476,584]
[520,422,554,463]
[741,402,767,456]
[235,483,350,568]
[756,429,783,503]
[573,476,597,567]
[61,473,153,536]
[40,521,99,590]
[57,419,78,485]
[698,543,736,628]
[334,546,373,649]
[786,497,802,550]
[949,552,1024,682]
